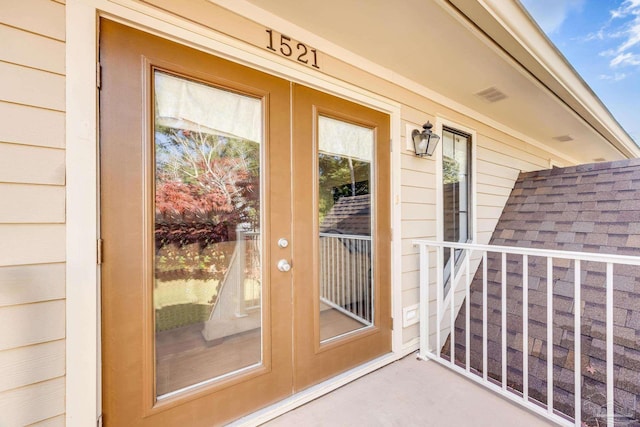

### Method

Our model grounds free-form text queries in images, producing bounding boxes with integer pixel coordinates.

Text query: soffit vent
[593,157,606,162]
[553,135,574,142]
[475,86,508,103]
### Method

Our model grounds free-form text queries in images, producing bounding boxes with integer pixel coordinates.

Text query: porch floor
[263,354,557,427]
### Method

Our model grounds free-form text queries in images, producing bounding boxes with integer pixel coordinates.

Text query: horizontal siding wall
[399,111,568,345]
[0,0,66,425]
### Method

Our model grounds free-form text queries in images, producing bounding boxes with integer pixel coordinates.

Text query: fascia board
[451,0,640,158]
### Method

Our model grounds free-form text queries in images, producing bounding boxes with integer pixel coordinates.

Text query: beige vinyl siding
[0,340,65,393]
[0,377,65,427]
[0,103,65,149]
[0,0,66,425]
[0,62,65,111]
[399,120,566,344]
[0,264,66,308]
[0,185,65,224]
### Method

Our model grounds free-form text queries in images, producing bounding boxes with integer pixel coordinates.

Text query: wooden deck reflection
[155,308,363,396]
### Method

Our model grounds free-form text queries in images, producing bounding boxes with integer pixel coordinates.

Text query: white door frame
[66,0,403,425]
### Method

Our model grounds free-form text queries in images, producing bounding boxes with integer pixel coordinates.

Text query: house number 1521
[266,29,320,69]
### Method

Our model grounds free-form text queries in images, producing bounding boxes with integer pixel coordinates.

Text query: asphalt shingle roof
[320,194,371,235]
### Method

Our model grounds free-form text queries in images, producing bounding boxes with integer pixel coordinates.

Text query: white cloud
[590,0,640,72]
[599,72,630,81]
[617,22,640,51]
[610,52,640,67]
[610,1,640,51]
[521,0,585,34]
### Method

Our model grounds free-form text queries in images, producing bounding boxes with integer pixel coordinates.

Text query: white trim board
[66,1,402,425]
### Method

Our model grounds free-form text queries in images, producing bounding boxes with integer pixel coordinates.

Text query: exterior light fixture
[412,122,440,157]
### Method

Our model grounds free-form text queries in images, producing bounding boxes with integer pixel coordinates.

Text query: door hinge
[391,317,394,330]
[390,138,393,152]
[97,239,103,265]
[97,62,102,89]
[97,414,103,427]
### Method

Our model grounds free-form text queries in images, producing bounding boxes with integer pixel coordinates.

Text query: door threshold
[229,352,402,426]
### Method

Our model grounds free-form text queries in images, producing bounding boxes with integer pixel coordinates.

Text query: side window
[442,127,472,280]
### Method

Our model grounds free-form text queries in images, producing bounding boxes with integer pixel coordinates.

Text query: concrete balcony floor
[263,354,557,427]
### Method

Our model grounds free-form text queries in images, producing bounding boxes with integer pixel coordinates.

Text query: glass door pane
[153,71,263,397]
[317,115,374,342]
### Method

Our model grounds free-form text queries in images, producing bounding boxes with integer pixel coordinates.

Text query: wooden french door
[292,85,391,390]
[100,19,390,426]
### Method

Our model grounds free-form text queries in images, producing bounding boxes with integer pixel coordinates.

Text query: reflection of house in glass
[321,193,371,236]
[319,194,373,330]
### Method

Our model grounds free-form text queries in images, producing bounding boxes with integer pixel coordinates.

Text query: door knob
[277,259,291,272]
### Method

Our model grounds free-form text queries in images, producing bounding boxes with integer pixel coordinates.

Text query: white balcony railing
[320,233,372,325]
[413,240,640,427]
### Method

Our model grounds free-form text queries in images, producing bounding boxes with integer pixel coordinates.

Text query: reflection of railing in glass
[319,232,372,325]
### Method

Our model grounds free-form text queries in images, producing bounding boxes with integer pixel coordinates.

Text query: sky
[520,0,640,143]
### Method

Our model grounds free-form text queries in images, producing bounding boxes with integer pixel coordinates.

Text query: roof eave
[447,0,640,159]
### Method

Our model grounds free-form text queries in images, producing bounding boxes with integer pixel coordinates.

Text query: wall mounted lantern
[412,122,440,157]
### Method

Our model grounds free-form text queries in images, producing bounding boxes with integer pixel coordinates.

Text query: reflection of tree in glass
[318,153,370,222]
[443,156,460,185]
[155,127,260,245]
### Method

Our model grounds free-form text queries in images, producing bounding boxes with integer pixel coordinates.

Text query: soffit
[241,0,637,164]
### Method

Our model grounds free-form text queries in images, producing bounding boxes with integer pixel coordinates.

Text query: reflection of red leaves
[155,156,258,223]
[155,222,231,250]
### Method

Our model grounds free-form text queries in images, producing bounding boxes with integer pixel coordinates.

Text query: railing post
[419,244,430,356]
[436,246,443,358]
[606,262,614,427]
[523,254,529,403]
[482,250,488,382]
[574,259,581,426]
[502,251,507,390]
[547,256,554,416]
[450,247,456,366]
[465,249,471,372]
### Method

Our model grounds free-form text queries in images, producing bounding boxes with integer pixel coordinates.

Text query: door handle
[277,259,292,272]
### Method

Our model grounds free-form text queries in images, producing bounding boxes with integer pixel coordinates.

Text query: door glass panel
[153,71,263,397]
[317,115,374,342]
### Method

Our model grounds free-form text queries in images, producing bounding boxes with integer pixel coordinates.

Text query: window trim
[435,118,477,245]
[435,118,477,294]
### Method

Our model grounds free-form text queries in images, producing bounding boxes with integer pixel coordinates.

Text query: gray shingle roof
[320,194,370,235]
[442,158,640,426]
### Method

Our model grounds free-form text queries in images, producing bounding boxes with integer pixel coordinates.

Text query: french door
[100,19,390,426]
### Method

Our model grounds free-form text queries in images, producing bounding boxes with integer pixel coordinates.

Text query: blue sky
[520,0,640,143]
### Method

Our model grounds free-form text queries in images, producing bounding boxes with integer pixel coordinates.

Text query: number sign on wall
[266,29,320,69]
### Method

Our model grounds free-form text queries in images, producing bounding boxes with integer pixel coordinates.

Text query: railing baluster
[420,244,429,356]
[606,262,614,427]
[356,240,361,319]
[483,250,488,382]
[436,246,443,358]
[502,251,507,390]
[574,259,581,426]
[450,247,456,366]
[547,256,554,415]
[358,239,362,319]
[466,249,471,372]
[523,254,529,404]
